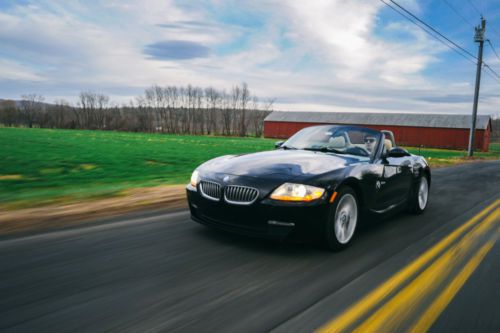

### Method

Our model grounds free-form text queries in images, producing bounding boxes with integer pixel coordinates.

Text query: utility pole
[468,17,486,157]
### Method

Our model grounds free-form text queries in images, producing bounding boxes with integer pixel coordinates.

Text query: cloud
[0,0,497,116]
[417,94,475,104]
[144,40,210,60]
[157,20,215,29]
[0,59,43,81]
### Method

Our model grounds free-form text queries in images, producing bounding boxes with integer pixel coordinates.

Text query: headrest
[384,139,393,151]
[329,136,346,148]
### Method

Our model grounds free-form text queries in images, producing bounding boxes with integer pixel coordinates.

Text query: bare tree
[220,90,232,136]
[258,98,274,137]
[229,85,241,136]
[165,86,179,133]
[491,118,500,142]
[96,93,109,129]
[145,85,166,132]
[10,83,274,136]
[134,96,154,132]
[19,94,44,128]
[0,100,18,126]
[77,92,93,128]
[51,99,71,128]
[78,91,109,129]
[239,82,250,136]
[204,87,220,135]
[194,86,204,134]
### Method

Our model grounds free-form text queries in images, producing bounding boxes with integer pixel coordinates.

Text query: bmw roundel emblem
[223,175,230,182]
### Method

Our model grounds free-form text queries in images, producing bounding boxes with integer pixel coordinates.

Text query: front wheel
[408,176,429,214]
[324,186,359,251]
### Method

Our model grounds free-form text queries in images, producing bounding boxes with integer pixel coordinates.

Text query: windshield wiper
[281,145,297,150]
[303,147,348,154]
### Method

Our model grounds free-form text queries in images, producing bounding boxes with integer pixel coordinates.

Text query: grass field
[1,127,498,209]
[0,128,275,209]
[404,143,500,166]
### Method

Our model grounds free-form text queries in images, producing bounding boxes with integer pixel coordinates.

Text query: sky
[1,0,500,116]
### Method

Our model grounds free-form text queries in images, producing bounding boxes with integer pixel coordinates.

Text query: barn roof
[264,111,491,130]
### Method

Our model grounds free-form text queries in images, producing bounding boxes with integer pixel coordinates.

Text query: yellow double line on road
[316,199,500,333]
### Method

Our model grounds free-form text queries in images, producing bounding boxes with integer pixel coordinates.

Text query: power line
[445,0,500,47]
[489,26,500,42]
[484,63,500,80]
[484,40,500,82]
[387,0,477,60]
[473,0,500,43]
[482,61,500,82]
[483,70,500,83]
[442,0,475,28]
[380,0,500,83]
[487,40,500,62]
[467,0,482,16]
[379,0,477,64]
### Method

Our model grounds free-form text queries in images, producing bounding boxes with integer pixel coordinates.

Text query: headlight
[190,170,200,187]
[270,183,325,202]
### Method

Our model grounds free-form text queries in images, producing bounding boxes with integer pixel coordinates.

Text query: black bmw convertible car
[186,125,430,250]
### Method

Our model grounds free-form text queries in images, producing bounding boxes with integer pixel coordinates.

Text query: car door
[384,156,413,202]
[373,156,413,211]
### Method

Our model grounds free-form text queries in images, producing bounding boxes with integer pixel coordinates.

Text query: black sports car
[186,125,430,250]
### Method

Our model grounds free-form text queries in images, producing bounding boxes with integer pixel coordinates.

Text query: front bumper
[186,185,329,242]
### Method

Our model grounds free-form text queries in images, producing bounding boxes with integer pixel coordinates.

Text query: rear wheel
[324,186,359,251]
[408,176,429,214]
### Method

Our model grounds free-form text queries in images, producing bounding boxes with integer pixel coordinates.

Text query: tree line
[492,118,500,142]
[0,83,273,137]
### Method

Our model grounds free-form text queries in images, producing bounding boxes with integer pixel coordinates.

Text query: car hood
[199,150,368,180]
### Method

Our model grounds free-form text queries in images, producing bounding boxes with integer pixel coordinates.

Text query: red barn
[264,111,492,152]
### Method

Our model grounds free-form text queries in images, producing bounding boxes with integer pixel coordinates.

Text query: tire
[324,186,359,251]
[408,176,429,214]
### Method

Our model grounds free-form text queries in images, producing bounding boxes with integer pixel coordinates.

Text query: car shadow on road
[190,205,423,256]
[192,226,325,256]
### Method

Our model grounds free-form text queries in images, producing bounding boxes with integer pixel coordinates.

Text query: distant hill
[0,99,55,109]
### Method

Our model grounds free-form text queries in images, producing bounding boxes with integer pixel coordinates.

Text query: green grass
[0,128,274,209]
[405,143,500,166]
[0,127,498,209]
[405,144,500,159]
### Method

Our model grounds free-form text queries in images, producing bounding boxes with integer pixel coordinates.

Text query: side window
[346,129,378,156]
[346,130,364,145]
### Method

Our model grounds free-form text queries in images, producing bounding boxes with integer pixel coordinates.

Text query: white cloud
[0,59,43,81]
[0,0,497,116]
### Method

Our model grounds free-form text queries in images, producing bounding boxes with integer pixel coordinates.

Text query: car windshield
[282,126,381,158]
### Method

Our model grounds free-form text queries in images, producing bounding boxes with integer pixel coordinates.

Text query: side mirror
[387,147,411,158]
[275,141,285,149]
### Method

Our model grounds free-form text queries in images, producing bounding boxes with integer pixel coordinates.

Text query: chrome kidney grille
[199,181,222,201]
[224,185,259,205]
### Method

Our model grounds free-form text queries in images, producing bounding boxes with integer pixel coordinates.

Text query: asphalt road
[1,161,499,333]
